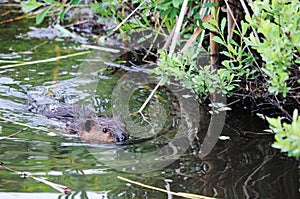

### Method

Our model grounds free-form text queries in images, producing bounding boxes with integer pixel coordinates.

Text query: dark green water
[0,3,299,199]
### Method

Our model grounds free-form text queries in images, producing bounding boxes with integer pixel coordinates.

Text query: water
[0,3,299,199]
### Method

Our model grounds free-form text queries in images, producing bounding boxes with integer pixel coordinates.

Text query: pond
[0,3,299,199]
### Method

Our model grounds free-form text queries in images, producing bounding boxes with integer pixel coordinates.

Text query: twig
[0,60,19,63]
[226,99,240,106]
[0,3,21,7]
[137,0,189,115]
[180,15,212,53]
[133,111,154,128]
[226,0,235,38]
[242,155,274,197]
[223,0,262,72]
[142,15,167,61]
[239,0,259,40]
[0,116,47,132]
[162,24,176,50]
[169,0,189,54]
[117,176,216,199]
[0,51,91,69]
[110,0,148,35]
[0,127,28,140]
[272,96,292,121]
[0,162,71,195]
[209,1,219,102]
[0,13,33,25]
[81,45,120,53]
[137,79,162,114]
[104,62,152,74]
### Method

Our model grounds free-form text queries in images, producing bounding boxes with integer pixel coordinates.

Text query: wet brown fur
[30,102,129,144]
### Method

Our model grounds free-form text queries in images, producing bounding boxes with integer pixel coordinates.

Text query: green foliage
[36,6,52,25]
[267,109,300,158]
[245,0,300,97]
[20,0,216,42]
[151,7,257,101]
[90,0,120,17]
[203,10,256,82]
[21,0,83,24]
[21,0,43,13]
[90,0,215,37]
[151,47,237,99]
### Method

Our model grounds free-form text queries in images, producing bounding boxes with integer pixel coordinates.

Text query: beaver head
[78,116,129,143]
[66,115,129,144]
[36,102,130,144]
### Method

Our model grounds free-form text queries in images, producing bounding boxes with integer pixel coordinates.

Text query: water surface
[0,3,299,199]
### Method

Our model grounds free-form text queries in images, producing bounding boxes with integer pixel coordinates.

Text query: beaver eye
[102,128,108,133]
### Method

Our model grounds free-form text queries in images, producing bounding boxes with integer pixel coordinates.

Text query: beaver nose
[117,133,127,142]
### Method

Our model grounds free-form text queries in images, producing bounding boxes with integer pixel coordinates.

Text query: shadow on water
[0,2,299,199]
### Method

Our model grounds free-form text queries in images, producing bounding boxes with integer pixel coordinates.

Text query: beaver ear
[84,119,94,132]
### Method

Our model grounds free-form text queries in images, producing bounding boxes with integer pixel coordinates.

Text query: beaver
[29,100,129,144]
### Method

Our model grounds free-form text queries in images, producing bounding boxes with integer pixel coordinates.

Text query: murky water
[0,3,299,199]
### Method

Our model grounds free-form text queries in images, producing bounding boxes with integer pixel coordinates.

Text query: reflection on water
[0,55,298,199]
[0,3,299,199]
[0,192,109,199]
[165,133,299,199]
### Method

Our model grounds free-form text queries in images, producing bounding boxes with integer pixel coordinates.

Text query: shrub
[267,109,300,158]
[245,0,300,97]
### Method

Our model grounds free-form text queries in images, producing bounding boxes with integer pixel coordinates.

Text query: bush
[267,109,300,158]
[245,0,300,97]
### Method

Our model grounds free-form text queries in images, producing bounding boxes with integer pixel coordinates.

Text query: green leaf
[292,109,299,122]
[220,18,226,34]
[169,8,179,18]
[43,0,55,4]
[267,117,280,128]
[213,36,225,45]
[141,14,150,26]
[220,51,231,58]
[70,0,83,5]
[228,38,239,47]
[203,2,218,8]
[245,15,252,24]
[232,29,240,36]
[268,86,278,94]
[202,22,218,33]
[211,6,218,19]
[137,33,153,44]
[21,0,43,13]
[172,0,181,8]
[241,21,248,37]
[227,44,237,55]
[157,1,172,10]
[90,0,99,11]
[36,6,52,25]
[208,19,218,27]
[60,7,68,22]
[261,68,273,78]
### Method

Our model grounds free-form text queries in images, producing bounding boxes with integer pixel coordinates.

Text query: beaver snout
[116,131,130,143]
